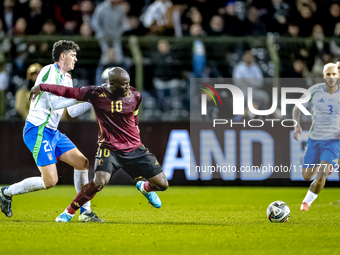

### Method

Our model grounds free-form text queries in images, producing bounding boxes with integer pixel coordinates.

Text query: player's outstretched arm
[292,105,302,141]
[30,83,91,102]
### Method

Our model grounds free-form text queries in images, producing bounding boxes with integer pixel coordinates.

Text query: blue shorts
[23,121,76,167]
[302,138,340,168]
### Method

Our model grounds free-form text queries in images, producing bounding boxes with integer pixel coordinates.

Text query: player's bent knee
[159,184,168,191]
[93,180,104,190]
[303,176,311,181]
[159,179,169,191]
[84,158,89,170]
[71,154,89,170]
[93,177,109,190]
[77,157,89,170]
[302,169,311,181]
[94,183,104,190]
[43,176,58,189]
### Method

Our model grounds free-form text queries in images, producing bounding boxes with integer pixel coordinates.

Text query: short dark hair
[52,40,80,62]
[337,58,340,63]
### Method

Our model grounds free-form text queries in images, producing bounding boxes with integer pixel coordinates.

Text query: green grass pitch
[1,186,340,255]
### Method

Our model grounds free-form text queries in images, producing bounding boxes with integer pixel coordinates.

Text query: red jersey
[40,84,142,152]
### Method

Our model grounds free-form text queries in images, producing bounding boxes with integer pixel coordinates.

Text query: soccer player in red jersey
[30,67,169,222]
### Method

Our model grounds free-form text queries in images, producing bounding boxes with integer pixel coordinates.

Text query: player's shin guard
[74,169,91,213]
[66,181,100,215]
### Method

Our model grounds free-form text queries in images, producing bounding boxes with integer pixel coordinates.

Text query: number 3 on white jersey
[328,105,333,114]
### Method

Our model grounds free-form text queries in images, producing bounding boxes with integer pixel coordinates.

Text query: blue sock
[80,207,86,214]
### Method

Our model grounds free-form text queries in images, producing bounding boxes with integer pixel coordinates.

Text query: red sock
[143,181,158,192]
[66,181,100,214]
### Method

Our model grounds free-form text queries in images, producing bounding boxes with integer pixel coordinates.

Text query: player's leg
[123,146,168,208]
[300,139,320,211]
[55,147,120,222]
[55,171,110,222]
[301,139,320,181]
[136,172,168,209]
[69,170,111,212]
[0,164,57,217]
[67,170,111,215]
[55,133,100,221]
[0,124,60,217]
[301,160,331,211]
[58,148,92,212]
[302,166,318,181]
[56,170,110,222]
[330,158,340,204]
[309,161,330,194]
[301,140,340,211]
[144,172,169,191]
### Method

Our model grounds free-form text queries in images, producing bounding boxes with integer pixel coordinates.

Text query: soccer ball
[266,201,290,223]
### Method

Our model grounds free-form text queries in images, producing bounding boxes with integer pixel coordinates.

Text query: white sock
[4,177,46,197]
[302,190,318,206]
[74,169,91,213]
[140,181,148,193]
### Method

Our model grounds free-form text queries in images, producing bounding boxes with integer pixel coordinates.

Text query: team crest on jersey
[48,153,53,161]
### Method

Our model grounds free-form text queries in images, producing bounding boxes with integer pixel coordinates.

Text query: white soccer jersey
[26,63,79,129]
[302,83,340,140]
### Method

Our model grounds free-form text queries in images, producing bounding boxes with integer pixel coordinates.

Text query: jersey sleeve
[300,85,319,108]
[67,102,93,118]
[47,95,79,110]
[300,94,310,108]
[40,84,96,102]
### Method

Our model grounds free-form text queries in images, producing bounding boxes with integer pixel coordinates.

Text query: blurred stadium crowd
[0,0,340,121]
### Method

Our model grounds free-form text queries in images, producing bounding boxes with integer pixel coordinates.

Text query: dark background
[1,121,338,187]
